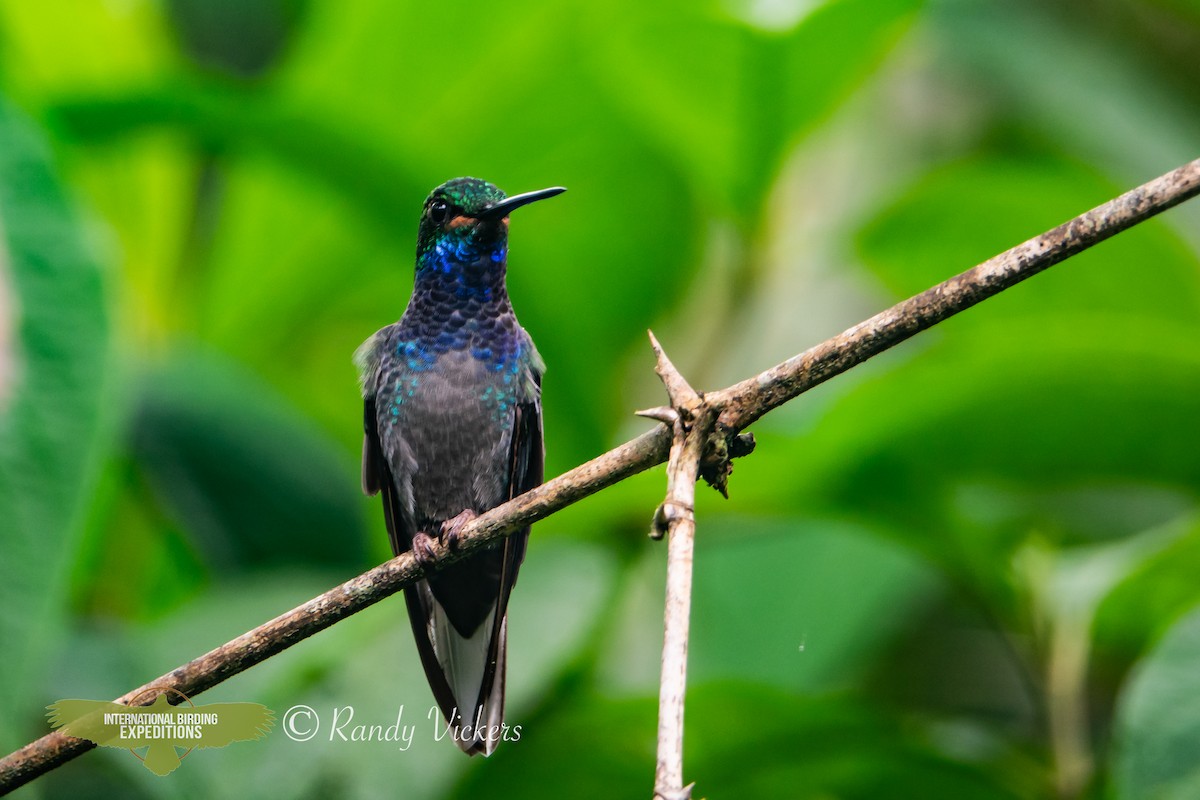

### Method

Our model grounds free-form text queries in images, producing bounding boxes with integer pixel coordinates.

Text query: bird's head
[415,177,565,278]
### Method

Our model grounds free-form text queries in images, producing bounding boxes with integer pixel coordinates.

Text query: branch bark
[642,332,708,800]
[1,157,1197,794]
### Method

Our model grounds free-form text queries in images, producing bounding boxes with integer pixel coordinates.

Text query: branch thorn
[637,406,679,425]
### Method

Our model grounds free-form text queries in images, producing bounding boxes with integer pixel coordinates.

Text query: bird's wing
[47,700,129,747]
[502,344,544,579]
[192,703,276,748]
[468,339,545,750]
[359,330,468,732]
[355,326,390,497]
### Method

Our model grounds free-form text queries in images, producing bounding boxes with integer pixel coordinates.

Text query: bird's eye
[429,200,452,225]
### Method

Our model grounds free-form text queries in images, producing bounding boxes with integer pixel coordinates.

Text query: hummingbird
[355,177,564,755]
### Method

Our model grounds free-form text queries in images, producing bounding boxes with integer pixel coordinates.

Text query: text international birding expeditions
[47,692,275,775]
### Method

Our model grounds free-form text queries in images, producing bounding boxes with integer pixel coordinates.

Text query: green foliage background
[1,0,1199,797]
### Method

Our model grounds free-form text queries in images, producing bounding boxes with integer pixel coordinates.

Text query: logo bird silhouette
[48,694,274,775]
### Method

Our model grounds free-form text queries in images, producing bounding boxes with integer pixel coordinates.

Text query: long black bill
[477,186,567,220]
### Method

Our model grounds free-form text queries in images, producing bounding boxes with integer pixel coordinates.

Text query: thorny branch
[638,332,709,800]
[0,157,1197,795]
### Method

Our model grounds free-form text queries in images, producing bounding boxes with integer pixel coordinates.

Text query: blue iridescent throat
[417,227,507,299]
[390,251,526,428]
[398,231,520,365]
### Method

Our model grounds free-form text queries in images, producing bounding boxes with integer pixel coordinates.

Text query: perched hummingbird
[355,177,563,755]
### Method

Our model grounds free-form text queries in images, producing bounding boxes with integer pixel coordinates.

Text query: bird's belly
[386,354,514,524]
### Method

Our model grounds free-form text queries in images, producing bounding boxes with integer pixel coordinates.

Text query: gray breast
[380,349,513,527]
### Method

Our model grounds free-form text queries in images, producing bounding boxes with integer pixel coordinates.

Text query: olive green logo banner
[48,689,275,776]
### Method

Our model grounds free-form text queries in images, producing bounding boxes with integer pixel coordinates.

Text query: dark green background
[1,0,1199,797]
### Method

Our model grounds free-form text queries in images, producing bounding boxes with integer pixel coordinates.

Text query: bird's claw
[411,532,438,568]
[412,510,477,569]
[440,509,477,551]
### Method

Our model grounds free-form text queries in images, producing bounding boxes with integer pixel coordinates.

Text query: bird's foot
[411,532,438,568]
[440,509,478,551]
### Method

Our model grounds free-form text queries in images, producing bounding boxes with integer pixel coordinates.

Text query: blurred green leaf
[449,684,1020,799]
[1112,604,1200,799]
[726,323,1200,625]
[45,80,426,234]
[0,97,113,749]
[827,149,1200,610]
[584,0,922,221]
[742,325,1200,509]
[165,0,309,79]
[688,518,941,691]
[71,459,209,621]
[930,1,1200,182]
[131,348,369,572]
[1094,518,1200,663]
[858,154,1200,325]
[0,1,175,99]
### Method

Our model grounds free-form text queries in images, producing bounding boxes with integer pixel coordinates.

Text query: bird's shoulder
[354,323,398,399]
[517,326,545,382]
